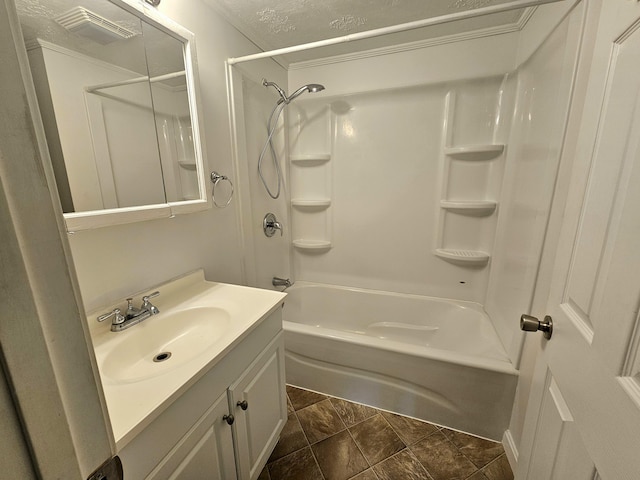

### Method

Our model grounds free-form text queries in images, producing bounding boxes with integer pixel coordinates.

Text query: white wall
[486,1,584,368]
[66,0,282,312]
[487,0,586,465]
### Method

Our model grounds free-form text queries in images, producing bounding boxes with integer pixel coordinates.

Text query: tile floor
[259,386,514,480]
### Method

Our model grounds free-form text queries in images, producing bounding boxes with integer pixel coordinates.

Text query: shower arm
[262,79,288,104]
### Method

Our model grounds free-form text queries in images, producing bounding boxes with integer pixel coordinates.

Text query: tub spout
[272,277,292,288]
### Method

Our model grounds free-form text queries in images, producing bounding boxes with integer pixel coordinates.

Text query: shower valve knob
[520,314,553,340]
[263,213,283,237]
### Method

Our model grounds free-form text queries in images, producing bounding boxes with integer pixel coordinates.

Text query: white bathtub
[282,282,518,440]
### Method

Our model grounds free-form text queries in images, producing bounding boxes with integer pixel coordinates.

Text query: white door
[517,0,640,478]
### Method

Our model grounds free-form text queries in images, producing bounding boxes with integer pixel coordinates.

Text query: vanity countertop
[88,270,286,448]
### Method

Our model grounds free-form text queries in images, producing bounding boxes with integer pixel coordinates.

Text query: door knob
[520,314,553,340]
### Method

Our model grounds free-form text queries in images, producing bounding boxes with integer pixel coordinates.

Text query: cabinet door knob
[237,400,249,410]
[223,414,235,425]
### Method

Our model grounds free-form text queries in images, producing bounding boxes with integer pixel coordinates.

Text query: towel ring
[210,172,234,208]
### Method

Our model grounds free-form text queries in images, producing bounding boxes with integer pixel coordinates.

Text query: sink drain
[153,352,172,362]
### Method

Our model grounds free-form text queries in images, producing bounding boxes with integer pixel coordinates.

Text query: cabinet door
[147,391,237,480]
[229,333,287,480]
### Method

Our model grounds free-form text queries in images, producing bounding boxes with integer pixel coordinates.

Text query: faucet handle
[97,308,125,325]
[126,297,135,311]
[142,291,160,304]
[141,291,160,314]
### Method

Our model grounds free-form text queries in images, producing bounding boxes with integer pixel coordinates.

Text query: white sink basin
[88,270,286,446]
[100,307,230,383]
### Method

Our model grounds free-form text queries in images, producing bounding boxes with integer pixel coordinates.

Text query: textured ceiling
[204,0,548,65]
[16,0,185,78]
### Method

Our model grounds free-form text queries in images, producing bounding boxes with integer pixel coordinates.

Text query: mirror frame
[43,0,210,231]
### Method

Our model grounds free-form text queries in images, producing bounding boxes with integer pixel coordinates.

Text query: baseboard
[502,429,519,473]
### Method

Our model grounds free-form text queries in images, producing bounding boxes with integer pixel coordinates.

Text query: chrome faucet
[97,291,160,332]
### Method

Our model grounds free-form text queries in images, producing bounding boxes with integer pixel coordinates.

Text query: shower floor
[260,385,513,480]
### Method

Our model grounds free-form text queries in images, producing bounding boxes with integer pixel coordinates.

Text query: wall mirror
[15,0,208,231]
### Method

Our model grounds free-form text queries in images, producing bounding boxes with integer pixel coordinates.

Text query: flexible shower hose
[258,101,287,199]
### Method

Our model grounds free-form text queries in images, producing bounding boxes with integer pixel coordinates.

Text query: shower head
[262,78,325,105]
[306,84,325,93]
[285,83,325,104]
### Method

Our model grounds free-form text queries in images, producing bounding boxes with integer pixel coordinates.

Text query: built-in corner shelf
[440,200,497,216]
[293,240,332,251]
[443,144,504,160]
[434,249,490,266]
[290,154,331,165]
[178,160,197,170]
[291,199,331,209]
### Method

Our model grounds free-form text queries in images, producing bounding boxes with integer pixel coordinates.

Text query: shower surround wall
[287,48,517,305]
[230,68,291,288]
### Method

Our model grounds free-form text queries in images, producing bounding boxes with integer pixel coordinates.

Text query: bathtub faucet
[272,277,292,288]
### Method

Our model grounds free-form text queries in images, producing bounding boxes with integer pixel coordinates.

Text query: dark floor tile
[442,429,504,469]
[287,396,295,415]
[269,413,309,462]
[258,465,271,480]
[349,414,405,465]
[482,455,513,480]
[287,385,328,410]
[330,397,378,427]
[297,399,346,444]
[350,469,379,480]
[268,446,323,480]
[311,430,369,480]
[381,411,439,445]
[410,431,477,480]
[467,471,489,480]
[372,450,432,480]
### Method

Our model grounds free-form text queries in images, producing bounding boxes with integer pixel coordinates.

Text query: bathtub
[282,282,518,440]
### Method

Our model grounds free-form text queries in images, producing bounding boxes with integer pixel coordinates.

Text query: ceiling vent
[55,6,138,44]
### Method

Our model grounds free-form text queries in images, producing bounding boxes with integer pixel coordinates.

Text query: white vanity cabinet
[146,390,237,479]
[118,308,287,480]
[229,333,287,480]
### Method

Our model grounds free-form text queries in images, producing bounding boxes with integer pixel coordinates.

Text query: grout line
[283,386,506,480]
[309,447,327,480]
[287,404,326,480]
[346,424,374,468]
[479,453,512,478]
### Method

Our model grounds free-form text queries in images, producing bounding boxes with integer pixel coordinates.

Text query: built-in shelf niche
[434,90,506,267]
[292,199,331,209]
[434,248,490,266]
[178,160,196,169]
[292,239,332,251]
[443,144,504,159]
[289,151,332,253]
[440,200,497,216]
[290,153,331,164]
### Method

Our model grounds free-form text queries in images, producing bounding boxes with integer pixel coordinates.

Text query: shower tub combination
[283,282,517,440]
